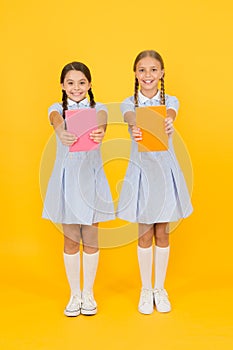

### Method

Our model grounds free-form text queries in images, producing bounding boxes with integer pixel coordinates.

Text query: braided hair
[134,77,139,107]
[60,62,96,119]
[133,50,165,106]
[88,87,95,108]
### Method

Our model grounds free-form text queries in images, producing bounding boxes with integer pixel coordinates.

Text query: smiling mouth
[72,92,83,97]
[143,80,154,84]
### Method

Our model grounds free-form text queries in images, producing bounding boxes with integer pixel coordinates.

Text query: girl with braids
[117,50,192,314]
[42,62,114,316]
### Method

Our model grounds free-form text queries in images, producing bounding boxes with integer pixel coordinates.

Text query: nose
[73,83,79,90]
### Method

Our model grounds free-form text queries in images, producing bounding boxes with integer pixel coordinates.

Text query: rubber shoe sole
[64,309,81,317]
[81,307,97,316]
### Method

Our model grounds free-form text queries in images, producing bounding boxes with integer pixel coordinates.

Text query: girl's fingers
[66,132,77,140]
[59,131,78,145]
[89,128,105,143]
[165,118,173,135]
[62,139,77,146]
[61,131,77,140]
[90,128,103,136]
[132,126,142,141]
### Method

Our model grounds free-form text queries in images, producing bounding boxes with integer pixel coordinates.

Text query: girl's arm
[124,111,136,127]
[49,111,77,146]
[124,111,143,141]
[165,108,176,136]
[89,110,107,143]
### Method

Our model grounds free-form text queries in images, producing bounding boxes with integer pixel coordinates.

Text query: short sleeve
[47,103,63,125]
[165,95,179,113]
[48,102,63,117]
[120,96,135,121]
[95,102,108,113]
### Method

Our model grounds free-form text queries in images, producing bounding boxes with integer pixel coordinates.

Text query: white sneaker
[81,291,97,315]
[153,288,171,313]
[64,294,82,317]
[138,288,154,314]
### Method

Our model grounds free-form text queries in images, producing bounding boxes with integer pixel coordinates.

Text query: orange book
[136,105,168,152]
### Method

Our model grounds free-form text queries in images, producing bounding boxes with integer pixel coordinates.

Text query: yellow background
[1,0,233,349]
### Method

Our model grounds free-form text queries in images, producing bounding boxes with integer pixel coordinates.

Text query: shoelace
[69,295,81,310]
[141,289,153,305]
[154,289,169,303]
[82,292,95,306]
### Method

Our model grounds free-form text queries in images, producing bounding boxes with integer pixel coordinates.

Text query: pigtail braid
[62,89,68,119]
[160,77,165,105]
[134,77,139,107]
[88,88,96,108]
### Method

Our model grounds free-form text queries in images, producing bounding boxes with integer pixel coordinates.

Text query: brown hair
[60,62,96,119]
[133,50,165,107]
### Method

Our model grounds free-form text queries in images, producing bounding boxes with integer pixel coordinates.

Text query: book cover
[65,108,99,152]
[136,105,168,152]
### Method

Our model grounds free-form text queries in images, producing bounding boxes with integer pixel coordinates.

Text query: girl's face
[135,56,164,97]
[61,70,91,102]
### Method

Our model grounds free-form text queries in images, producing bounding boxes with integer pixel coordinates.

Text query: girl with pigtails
[43,62,115,317]
[117,50,193,314]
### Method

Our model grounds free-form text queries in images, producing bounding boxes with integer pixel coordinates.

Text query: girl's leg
[153,222,171,312]
[137,224,154,314]
[63,224,82,317]
[138,223,154,288]
[154,222,169,289]
[80,224,99,315]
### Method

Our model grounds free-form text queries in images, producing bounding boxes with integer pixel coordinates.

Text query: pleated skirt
[42,139,115,225]
[116,139,193,224]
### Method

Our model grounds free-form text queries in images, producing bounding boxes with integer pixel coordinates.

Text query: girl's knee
[62,224,81,244]
[82,225,98,251]
[138,230,154,248]
[83,246,99,254]
[138,224,154,248]
[64,238,80,254]
[155,223,169,246]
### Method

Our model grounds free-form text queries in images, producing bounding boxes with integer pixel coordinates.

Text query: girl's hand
[51,113,77,146]
[57,129,78,146]
[132,125,142,141]
[165,117,174,136]
[89,128,105,143]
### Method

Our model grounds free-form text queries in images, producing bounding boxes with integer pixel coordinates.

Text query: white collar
[67,97,89,107]
[138,90,160,104]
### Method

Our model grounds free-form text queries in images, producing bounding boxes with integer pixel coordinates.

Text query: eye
[152,68,157,72]
[68,82,73,85]
[138,68,144,72]
[80,81,86,85]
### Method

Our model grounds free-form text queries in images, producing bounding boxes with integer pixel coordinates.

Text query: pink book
[65,108,99,152]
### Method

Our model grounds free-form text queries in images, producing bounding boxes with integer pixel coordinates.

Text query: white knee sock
[83,251,99,294]
[137,245,153,289]
[154,246,170,290]
[63,251,81,296]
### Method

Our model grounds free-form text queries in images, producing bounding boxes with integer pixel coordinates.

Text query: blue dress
[116,91,193,224]
[42,98,115,225]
